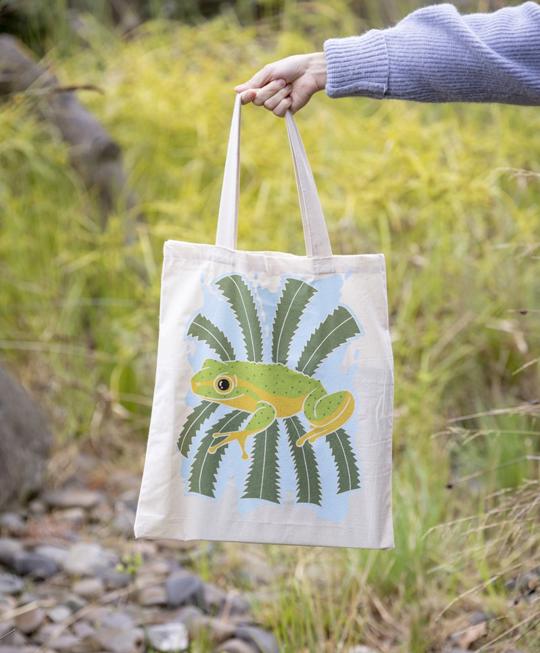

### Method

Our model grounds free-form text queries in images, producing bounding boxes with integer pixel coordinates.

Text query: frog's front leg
[208,401,276,460]
[296,387,355,447]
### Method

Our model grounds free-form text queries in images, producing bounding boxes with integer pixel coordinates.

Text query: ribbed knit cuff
[323,29,389,99]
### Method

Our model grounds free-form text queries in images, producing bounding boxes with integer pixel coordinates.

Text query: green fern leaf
[215,275,263,361]
[242,420,280,503]
[177,400,219,457]
[187,314,235,361]
[284,416,322,505]
[296,306,361,376]
[189,410,248,497]
[327,428,360,493]
[272,278,316,365]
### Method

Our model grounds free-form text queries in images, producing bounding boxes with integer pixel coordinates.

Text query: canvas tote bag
[134,94,394,548]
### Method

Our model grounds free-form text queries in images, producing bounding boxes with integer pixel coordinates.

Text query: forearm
[323,2,540,105]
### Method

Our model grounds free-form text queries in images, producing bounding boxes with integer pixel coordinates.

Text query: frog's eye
[214,375,234,394]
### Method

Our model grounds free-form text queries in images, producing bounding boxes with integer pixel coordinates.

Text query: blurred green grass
[0,2,538,651]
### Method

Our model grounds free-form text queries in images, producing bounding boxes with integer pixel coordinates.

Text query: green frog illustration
[190,358,355,460]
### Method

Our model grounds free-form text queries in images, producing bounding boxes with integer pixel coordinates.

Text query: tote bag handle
[215,93,333,258]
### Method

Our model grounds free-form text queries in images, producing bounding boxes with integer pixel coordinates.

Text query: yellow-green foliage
[0,4,538,651]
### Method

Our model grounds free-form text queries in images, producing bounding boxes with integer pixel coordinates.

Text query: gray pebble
[47,604,72,622]
[15,606,45,634]
[235,625,279,653]
[145,623,189,652]
[217,639,258,653]
[72,577,104,599]
[44,489,104,510]
[0,572,24,595]
[33,545,68,566]
[13,552,59,580]
[62,543,117,576]
[98,568,131,590]
[137,584,167,607]
[0,539,23,567]
[0,513,25,536]
[92,625,144,653]
[165,571,205,609]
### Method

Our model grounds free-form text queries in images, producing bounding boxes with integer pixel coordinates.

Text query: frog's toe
[295,435,307,447]
[212,431,226,439]
[208,445,218,454]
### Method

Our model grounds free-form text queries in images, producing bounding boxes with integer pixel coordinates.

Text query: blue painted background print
[176,271,365,523]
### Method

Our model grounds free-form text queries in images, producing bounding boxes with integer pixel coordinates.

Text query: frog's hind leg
[296,390,355,447]
[208,401,276,460]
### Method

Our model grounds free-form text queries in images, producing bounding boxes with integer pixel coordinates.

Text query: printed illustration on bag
[177,274,363,506]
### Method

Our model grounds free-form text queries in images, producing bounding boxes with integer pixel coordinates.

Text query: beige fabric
[134,96,394,548]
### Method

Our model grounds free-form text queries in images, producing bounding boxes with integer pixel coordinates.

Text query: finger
[273,96,292,118]
[263,83,292,111]
[234,64,273,92]
[252,79,287,106]
[239,89,257,104]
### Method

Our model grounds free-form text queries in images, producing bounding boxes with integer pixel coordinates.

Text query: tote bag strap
[215,93,333,258]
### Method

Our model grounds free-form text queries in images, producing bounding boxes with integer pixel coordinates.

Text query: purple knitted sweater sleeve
[323,2,540,105]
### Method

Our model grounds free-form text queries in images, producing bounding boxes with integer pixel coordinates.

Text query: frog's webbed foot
[208,402,276,460]
[297,390,355,447]
[208,430,251,460]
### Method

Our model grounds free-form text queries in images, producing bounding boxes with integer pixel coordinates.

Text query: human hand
[234,52,327,117]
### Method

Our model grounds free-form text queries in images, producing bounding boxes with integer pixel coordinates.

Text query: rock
[33,545,68,566]
[112,507,135,536]
[217,639,258,653]
[98,568,131,590]
[203,583,227,613]
[235,625,279,653]
[88,610,142,652]
[15,606,45,634]
[190,616,236,643]
[53,633,85,651]
[27,500,46,515]
[0,538,23,566]
[0,620,22,646]
[0,644,54,653]
[64,593,87,612]
[47,604,72,622]
[226,593,251,617]
[449,620,488,649]
[72,578,105,599]
[44,489,104,511]
[0,366,53,509]
[0,513,25,536]
[165,571,205,609]
[72,620,96,639]
[175,605,205,629]
[137,584,167,607]
[93,625,144,653]
[145,623,189,652]
[347,647,380,653]
[0,572,24,595]
[55,507,86,526]
[12,552,59,580]
[62,543,117,576]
